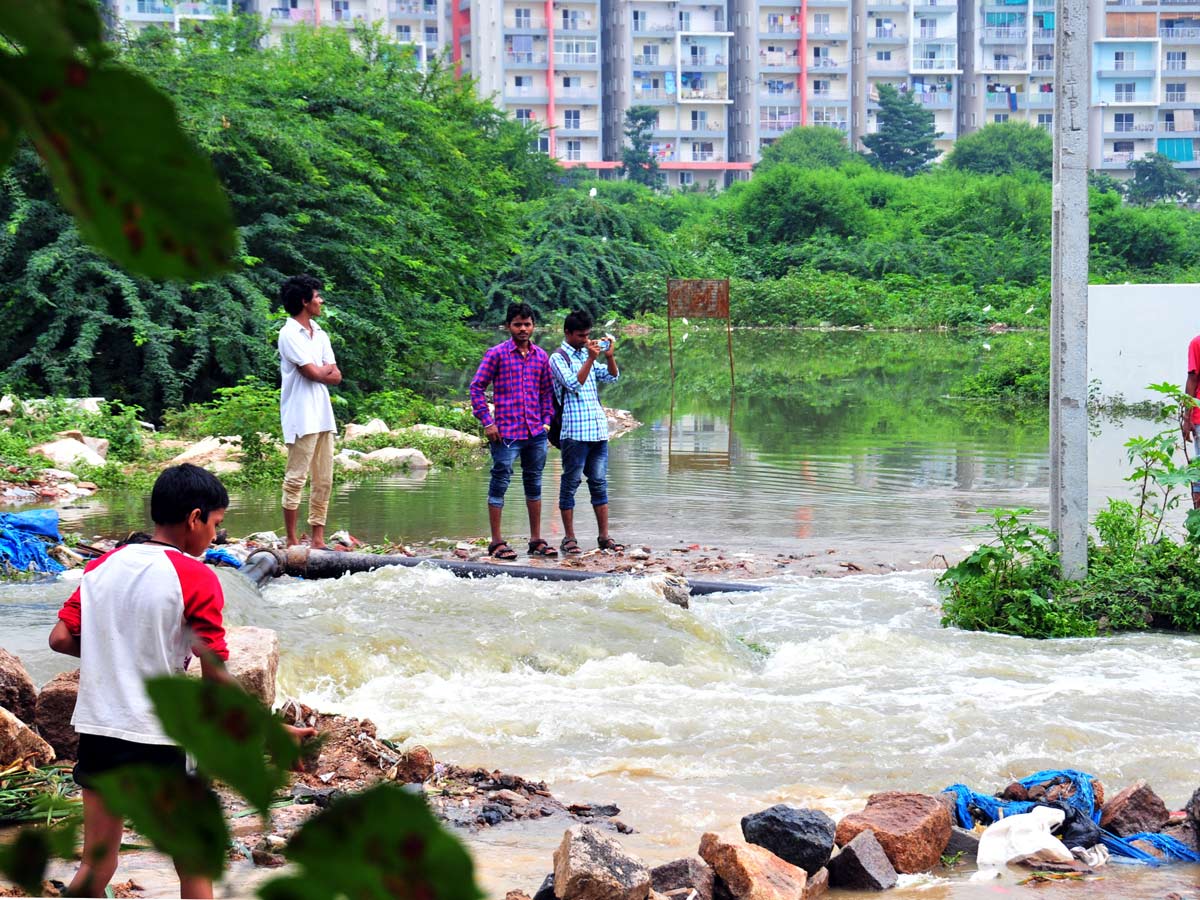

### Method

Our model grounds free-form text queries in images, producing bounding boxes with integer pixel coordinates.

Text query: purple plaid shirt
[469,339,554,440]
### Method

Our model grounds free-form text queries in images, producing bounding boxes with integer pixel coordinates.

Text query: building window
[396,24,411,40]
[679,171,694,186]
[814,45,830,64]
[632,10,646,32]
[514,7,531,28]
[537,136,550,153]
[1114,112,1134,132]
[1166,82,1186,102]
[1113,140,1134,153]
[515,108,534,123]
[639,43,658,64]
[1166,50,1187,71]
[1114,82,1135,102]
[813,79,830,95]
[919,17,936,38]
[691,109,708,130]
[876,50,892,61]
[564,109,581,129]
[678,11,691,30]
[564,140,582,161]
[1036,53,1053,71]
[1037,112,1052,131]
[813,13,830,34]
[1113,50,1132,70]
[563,75,580,89]
[424,26,437,45]
[993,113,1009,123]
[767,79,789,94]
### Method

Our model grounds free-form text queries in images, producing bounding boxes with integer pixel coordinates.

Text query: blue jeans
[559,439,609,510]
[488,433,548,508]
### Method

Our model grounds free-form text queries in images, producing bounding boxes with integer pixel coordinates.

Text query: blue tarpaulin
[0,510,65,574]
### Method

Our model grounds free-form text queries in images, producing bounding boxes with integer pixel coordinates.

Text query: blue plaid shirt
[550,343,619,443]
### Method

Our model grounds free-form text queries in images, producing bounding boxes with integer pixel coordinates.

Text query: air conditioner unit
[936,74,948,82]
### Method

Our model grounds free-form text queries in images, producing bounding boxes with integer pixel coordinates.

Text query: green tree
[735,166,870,245]
[756,125,856,172]
[1125,152,1199,205]
[861,84,940,176]
[619,105,662,188]
[945,121,1052,179]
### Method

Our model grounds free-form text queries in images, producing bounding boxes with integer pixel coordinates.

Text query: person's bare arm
[1184,371,1198,440]
[48,620,81,657]
[297,362,342,385]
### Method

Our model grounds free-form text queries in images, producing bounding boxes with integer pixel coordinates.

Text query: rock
[651,857,714,900]
[647,574,690,609]
[698,831,807,900]
[628,548,651,561]
[0,705,54,767]
[344,419,391,442]
[506,892,533,900]
[532,874,555,900]
[361,447,433,468]
[1162,822,1199,855]
[246,531,282,546]
[999,782,1029,802]
[171,436,241,468]
[826,830,898,891]
[29,438,105,469]
[0,395,14,414]
[741,804,836,876]
[1100,780,1170,837]
[38,468,79,482]
[552,825,650,900]
[35,670,79,760]
[945,826,980,858]
[835,791,952,874]
[394,424,483,446]
[393,745,435,783]
[1186,787,1200,829]
[209,460,242,475]
[186,626,278,707]
[82,436,110,459]
[802,867,828,899]
[333,451,363,470]
[0,649,38,725]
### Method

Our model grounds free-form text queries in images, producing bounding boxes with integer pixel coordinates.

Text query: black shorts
[73,733,186,791]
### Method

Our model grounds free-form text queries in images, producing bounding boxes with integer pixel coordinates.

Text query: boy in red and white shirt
[50,464,234,899]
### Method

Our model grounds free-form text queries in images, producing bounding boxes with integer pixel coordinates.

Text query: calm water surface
[7,331,1198,898]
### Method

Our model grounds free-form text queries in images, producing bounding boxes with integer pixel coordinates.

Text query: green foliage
[737,167,869,245]
[755,126,857,173]
[0,1,237,279]
[945,122,1052,179]
[0,818,78,896]
[352,388,477,434]
[954,338,1049,402]
[619,105,662,188]
[860,84,940,176]
[1125,152,1199,205]
[164,377,285,482]
[145,677,299,815]
[261,784,483,900]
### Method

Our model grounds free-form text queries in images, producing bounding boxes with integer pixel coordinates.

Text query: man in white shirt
[278,274,341,549]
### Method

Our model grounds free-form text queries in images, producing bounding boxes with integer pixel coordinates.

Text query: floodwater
[46,330,1179,557]
[5,330,1200,898]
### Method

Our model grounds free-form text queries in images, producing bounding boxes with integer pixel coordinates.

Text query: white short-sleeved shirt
[278,317,337,444]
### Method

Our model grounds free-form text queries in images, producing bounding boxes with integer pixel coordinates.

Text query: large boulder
[29,438,105,469]
[55,431,109,460]
[835,791,951,874]
[393,424,483,446]
[552,825,650,900]
[35,670,79,760]
[186,626,279,707]
[826,830,898,891]
[361,447,432,468]
[651,857,714,900]
[1100,780,1170,837]
[343,419,390,442]
[0,649,38,725]
[741,804,836,875]
[171,435,241,468]
[697,832,807,900]
[1162,821,1199,855]
[802,867,828,899]
[0,705,54,767]
[1186,787,1200,829]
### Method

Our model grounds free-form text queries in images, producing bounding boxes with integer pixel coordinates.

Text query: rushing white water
[240,565,1200,897]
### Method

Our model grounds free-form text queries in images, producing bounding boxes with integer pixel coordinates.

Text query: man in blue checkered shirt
[549,309,624,555]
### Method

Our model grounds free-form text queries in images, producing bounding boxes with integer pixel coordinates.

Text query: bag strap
[551,347,571,402]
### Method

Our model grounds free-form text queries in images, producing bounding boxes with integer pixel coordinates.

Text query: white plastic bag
[971,806,1074,880]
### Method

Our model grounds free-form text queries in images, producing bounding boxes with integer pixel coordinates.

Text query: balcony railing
[1112,121,1156,131]
[989,58,1027,69]
[1103,152,1139,163]
[761,52,800,66]
[175,1,229,14]
[555,52,599,64]
[333,10,367,24]
[1033,27,1055,38]
[1113,91,1139,101]
[560,121,600,131]
[509,16,548,27]
[918,28,939,37]
[760,117,801,131]
[1161,26,1200,36]
[1112,59,1143,70]
[633,23,677,32]
[983,26,1027,39]
[1033,58,1054,70]
[874,27,903,37]
[634,87,668,99]
[559,19,595,30]
[270,7,316,22]
[680,88,729,100]
[690,151,716,161]
[635,54,672,65]
[1165,60,1198,70]
[1165,91,1193,101]
[813,119,849,130]
[505,51,549,63]
[131,0,172,14]
[915,91,954,105]
[559,86,598,98]
[765,24,802,33]
[506,84,548,97]
[811,56,846,67]
[913,56,958,69]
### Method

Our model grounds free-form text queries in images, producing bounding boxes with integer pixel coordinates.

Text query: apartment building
[104,0,1200,177]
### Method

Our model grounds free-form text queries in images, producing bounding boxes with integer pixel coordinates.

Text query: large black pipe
[242,547,765,595]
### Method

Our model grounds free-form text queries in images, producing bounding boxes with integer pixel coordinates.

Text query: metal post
[1050,0,1089,580]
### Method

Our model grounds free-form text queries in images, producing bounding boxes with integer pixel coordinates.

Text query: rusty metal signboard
[667,279,729,319]
[666,278,734,390]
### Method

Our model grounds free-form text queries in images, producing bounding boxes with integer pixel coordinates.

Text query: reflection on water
[45,331,1172,558]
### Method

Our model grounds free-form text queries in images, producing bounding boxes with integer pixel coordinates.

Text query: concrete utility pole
[1050,0,1090,580]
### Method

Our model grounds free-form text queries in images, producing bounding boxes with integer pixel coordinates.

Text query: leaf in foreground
[260,783,483,900]
[146,676,298,815]
[0,818,78,896]
[91,766,227,880]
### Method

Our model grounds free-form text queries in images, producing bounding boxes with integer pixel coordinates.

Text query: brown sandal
[528,539,558,558]
[597,536,625,552]
[560,537,582,556]
[488,540,518,560]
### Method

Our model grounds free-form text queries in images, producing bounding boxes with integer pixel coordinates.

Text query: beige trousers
[282,431,334,526]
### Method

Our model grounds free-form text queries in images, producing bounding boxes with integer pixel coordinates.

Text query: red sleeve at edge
[168,554,229,661]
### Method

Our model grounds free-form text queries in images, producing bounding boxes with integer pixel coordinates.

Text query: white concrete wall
[1088,283,1200,404]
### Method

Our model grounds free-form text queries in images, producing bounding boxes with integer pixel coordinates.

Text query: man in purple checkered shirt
[469,302,556,561]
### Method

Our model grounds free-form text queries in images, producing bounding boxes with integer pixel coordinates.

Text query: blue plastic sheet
[0,509,65,574]
[204,548,243,569]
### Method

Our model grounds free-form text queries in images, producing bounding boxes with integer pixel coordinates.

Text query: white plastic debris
[971,806,1073,881]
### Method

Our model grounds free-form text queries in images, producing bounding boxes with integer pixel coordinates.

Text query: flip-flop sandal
[560,537,583,556]
[528,539,558,558]
[487,540,518,560]
[597,536,626,552]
